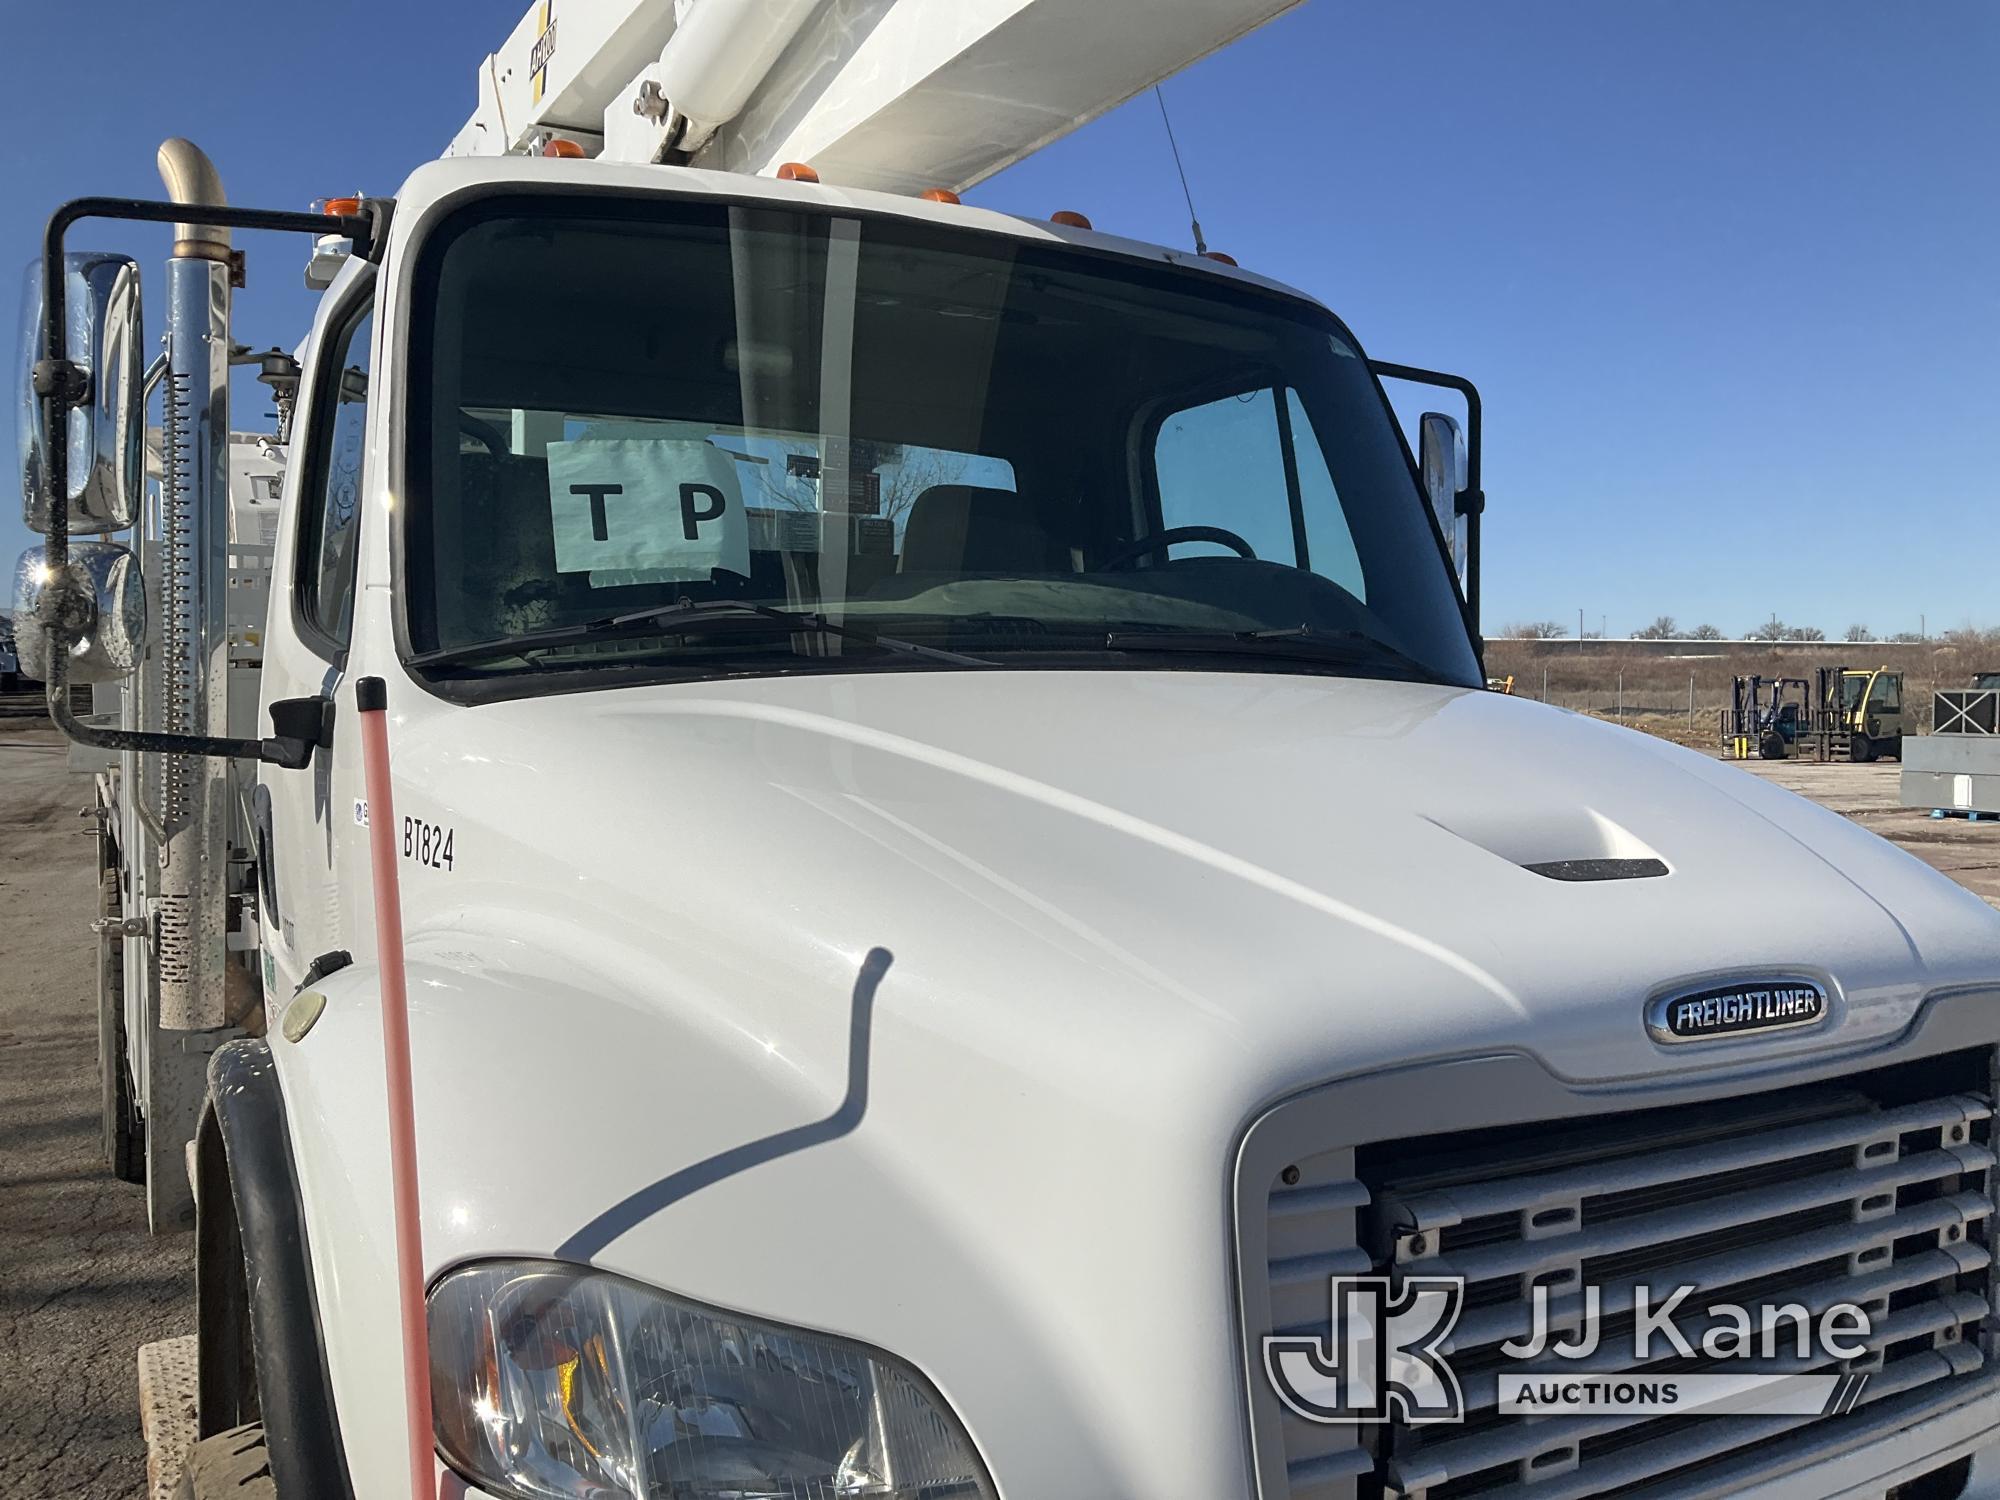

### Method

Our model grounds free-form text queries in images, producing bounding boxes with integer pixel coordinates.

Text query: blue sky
[4,0,1992,638]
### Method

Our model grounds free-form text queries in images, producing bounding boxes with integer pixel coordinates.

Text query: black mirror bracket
[262,696,337,771]
[31,356,89,404]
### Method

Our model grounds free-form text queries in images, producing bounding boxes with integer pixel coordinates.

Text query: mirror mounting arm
[45,686,283,764]
[31,357,89,405]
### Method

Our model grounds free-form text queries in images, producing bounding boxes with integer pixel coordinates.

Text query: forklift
[1724,676,1816,760]
[1820,665,1904,762]
[1722,667,1904,762]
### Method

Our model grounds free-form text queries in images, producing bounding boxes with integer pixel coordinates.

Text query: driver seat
[900,485,1067,575]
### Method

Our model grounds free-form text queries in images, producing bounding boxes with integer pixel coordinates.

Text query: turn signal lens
[777,161,820,182]
[1049,210,1092,229]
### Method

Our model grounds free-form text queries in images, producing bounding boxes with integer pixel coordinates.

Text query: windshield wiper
[1100,625,1450,683]
[408,599,994,670]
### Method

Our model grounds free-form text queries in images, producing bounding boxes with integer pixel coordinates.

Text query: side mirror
[19,252,145,534]
[1371,360,1484,639]
[12,541,146,683]
[1419,411,1469,587]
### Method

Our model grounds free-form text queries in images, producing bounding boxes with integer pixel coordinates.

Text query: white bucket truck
[14,2,2000,1496]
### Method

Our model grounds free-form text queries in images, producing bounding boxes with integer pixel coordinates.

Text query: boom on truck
[15,3,2000,1498]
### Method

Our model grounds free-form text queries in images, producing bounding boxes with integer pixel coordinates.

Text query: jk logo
[1264,1276,1466,1425]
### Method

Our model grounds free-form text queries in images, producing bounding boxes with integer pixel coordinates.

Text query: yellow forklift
[1820,665,1904,762]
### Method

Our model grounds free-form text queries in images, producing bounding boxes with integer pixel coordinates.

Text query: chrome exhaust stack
[151,137,233,1032]
[156,138,232,262]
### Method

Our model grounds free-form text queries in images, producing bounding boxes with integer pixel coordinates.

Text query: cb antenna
[1153,84,1208,256]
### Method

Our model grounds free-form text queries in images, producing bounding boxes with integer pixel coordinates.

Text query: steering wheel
[1100,525,1257,571]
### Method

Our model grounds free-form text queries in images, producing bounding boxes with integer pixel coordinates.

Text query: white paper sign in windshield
[546,439,749,584]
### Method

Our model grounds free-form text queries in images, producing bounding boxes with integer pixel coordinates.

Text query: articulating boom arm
[449,0,1305,193]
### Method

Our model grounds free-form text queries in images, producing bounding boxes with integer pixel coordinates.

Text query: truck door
[256,288,374,992]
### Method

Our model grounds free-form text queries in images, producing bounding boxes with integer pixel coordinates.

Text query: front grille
[1252,1049,2000,1500]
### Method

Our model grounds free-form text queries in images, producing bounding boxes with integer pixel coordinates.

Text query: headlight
[429,1259,995,1499]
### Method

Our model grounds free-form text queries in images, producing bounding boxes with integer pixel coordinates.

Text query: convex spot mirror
[1420,410,1469,588]
[11,541,146,682]
[18,251,145,534]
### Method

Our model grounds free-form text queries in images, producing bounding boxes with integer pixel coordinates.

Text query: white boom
[447,0,1303,193]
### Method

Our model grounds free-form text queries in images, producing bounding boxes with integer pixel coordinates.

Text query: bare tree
[1633,616,1679,640]
[1501,620,1569,640]
[1690,623,1724,640]
[1888,630,1924,644]
[1844,624,1875,643]
[1749,615,1789,642]
[875,447,972,532]
[1786,625,1826,642]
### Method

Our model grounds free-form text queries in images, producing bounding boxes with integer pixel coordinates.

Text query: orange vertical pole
[355,675,436,1500]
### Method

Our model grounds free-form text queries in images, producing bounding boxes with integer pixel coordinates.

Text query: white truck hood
[293,668,2000,1499]
[396,668,1999,1091]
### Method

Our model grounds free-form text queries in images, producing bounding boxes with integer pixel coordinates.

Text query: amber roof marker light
[921,188,961,204]
[776,161,821,182]
[542,138,588,159]
[1049,210,1092,229]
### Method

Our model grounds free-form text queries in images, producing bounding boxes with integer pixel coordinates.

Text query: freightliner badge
[1646,978,1829,1043]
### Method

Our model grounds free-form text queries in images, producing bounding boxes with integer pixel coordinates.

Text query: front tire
[171,1423,275,1500]
[1851,734,1876,764]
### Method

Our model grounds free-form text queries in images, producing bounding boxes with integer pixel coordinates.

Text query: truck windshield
[405,197,1481,693]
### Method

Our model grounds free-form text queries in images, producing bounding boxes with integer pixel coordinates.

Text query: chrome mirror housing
[12,541,146,683]
[1419,410,1469,587]
[19,252,146,534]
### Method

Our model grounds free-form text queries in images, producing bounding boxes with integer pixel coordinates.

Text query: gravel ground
[1737,758,2000,909]
[0,692,192,1500]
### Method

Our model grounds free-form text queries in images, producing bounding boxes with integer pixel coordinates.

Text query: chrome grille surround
[1234,1002,2000,1500]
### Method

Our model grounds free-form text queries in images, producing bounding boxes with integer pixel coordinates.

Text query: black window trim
[291,279,376,665]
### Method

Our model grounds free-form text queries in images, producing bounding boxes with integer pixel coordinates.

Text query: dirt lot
[0,691,192,1500]
[1736,758,2000,909]
[0,690,1993,1498]
[1486,637,1997,746]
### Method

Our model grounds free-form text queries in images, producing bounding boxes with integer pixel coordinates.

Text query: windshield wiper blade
[1100,625,1448,682]
[608,600,994,665]
[407,598,993,670]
